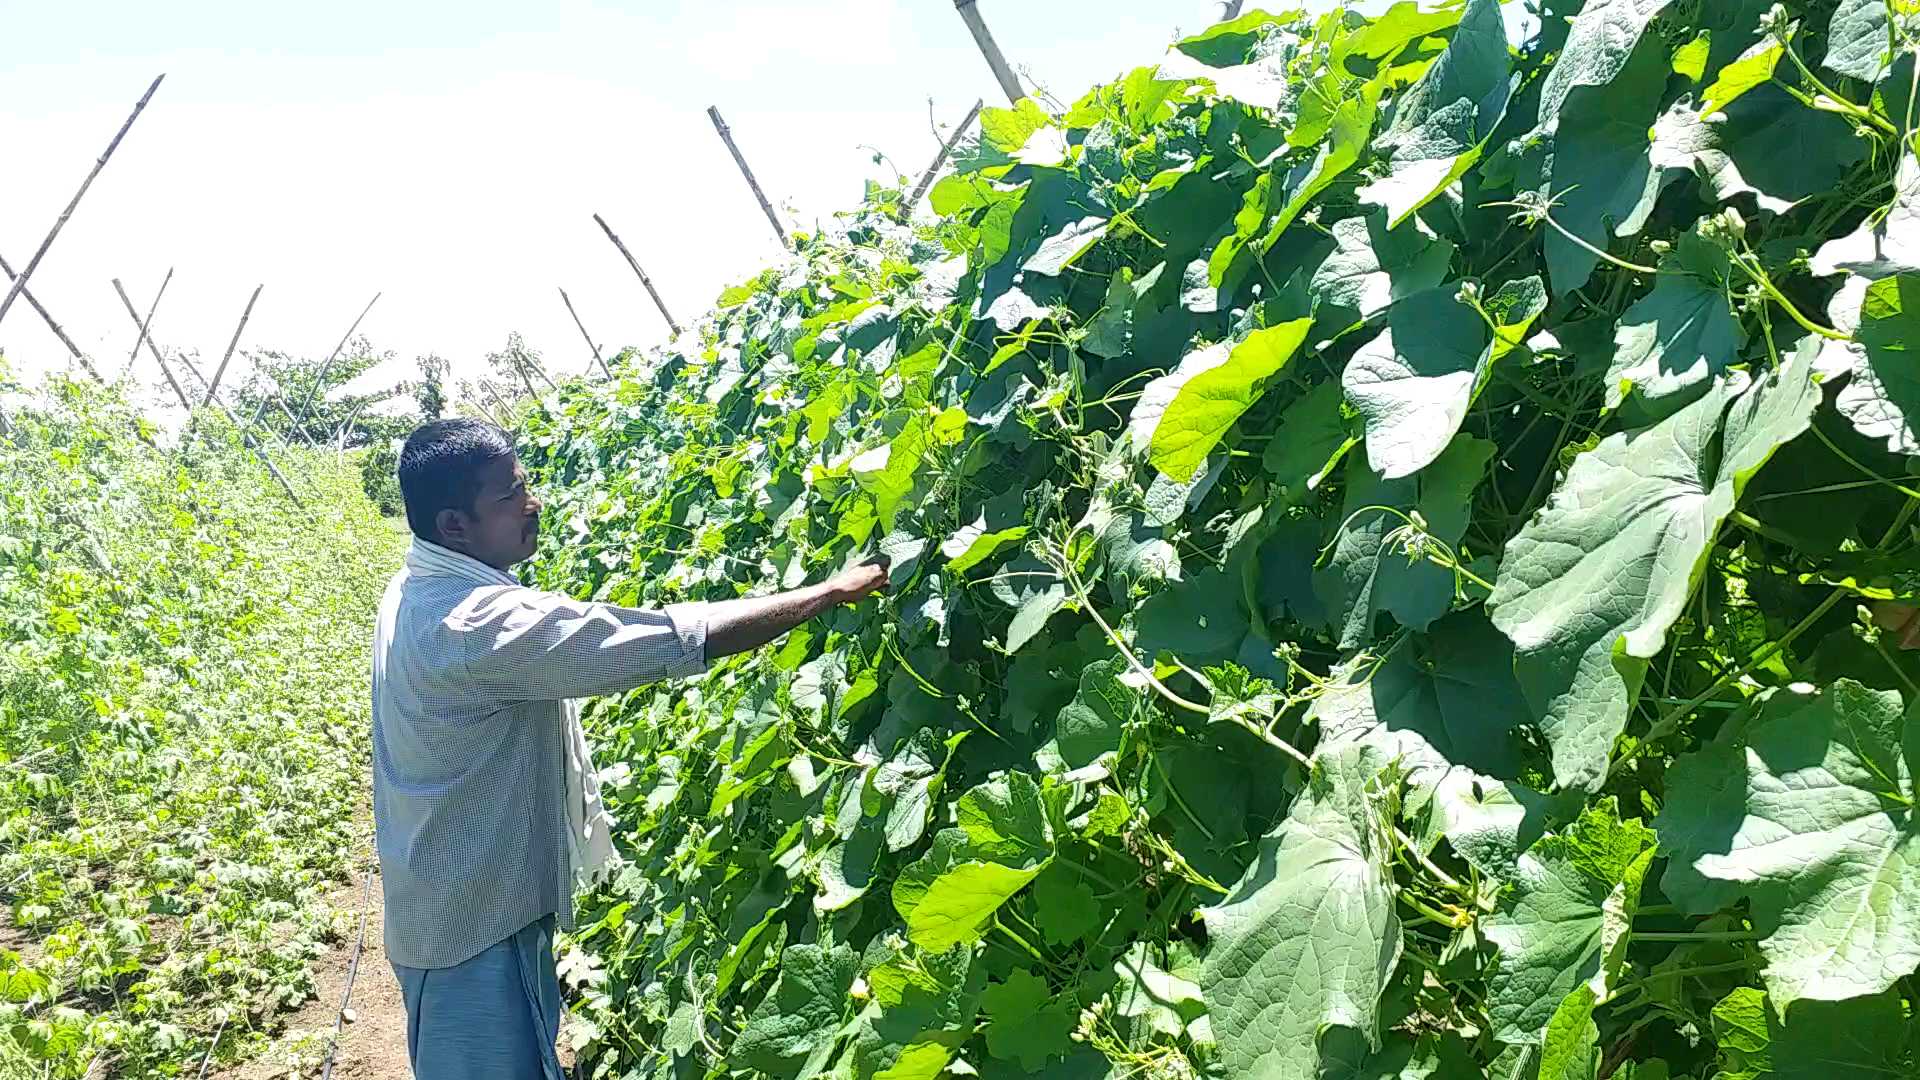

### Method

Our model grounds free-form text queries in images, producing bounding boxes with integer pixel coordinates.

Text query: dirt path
[215,867,411,1080]
[216,859,583,1080]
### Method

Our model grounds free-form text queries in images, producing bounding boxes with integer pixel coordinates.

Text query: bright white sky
[1,0,1387,414]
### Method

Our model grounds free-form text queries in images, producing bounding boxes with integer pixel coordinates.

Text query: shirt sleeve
[442,584,712,702]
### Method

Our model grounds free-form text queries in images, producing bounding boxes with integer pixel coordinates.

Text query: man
[373,418,887,1079]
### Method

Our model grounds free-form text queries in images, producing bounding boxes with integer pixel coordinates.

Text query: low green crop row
[0,371,407,1077]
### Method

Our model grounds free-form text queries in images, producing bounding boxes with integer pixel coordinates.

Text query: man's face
[439,453,542,570]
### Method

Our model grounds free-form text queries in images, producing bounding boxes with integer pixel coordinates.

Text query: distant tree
[415,354,449,420]
[232,338,411,449]
[484,332,551,399]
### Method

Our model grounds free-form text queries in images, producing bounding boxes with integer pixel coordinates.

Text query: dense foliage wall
[0,372,408,1077]
[522,3,1920,1077]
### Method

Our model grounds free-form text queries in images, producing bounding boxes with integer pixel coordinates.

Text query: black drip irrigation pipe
[192,1016,228,1079]
[319,860,376,1080]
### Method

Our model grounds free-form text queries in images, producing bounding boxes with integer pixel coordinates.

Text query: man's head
[398,419,541,569]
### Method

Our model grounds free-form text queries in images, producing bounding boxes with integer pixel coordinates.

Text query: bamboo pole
[0,76,165,327]
[292,292,381,431]
[905,99,985,216]
[593,214,682,336]
[516,342,558,392]
[481,380,516,424]
[167,338,219,447]
[273,389,303,440]
[558,287,611,379]
[121,267,173,381]
[203,284,262,407]
[505,354,539,401]
[706,107,790,248]
[111,278,191,409]
[333,398,369,452]
[953,2,1025,104]
[242,373,292,441]
[111,277,304,506]
[0,252,102,382]
[468,393,506,428]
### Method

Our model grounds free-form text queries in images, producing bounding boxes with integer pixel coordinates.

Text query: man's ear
[434,507,470,549]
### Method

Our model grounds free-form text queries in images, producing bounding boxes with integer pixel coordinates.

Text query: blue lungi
[391,915,567,1080]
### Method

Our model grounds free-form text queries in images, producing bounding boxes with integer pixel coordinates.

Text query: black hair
[397,419,516,544]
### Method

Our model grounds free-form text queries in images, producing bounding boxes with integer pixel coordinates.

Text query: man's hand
[829,557,891,605]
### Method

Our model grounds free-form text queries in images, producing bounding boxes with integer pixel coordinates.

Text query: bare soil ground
[213,860,581,1080]
[213,868,411,1080]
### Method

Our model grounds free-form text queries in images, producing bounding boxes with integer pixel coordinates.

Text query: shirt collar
[405,537,520,588]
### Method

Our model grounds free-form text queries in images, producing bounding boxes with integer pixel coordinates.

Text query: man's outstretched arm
[445,558,890,702]
[703,558,889,661]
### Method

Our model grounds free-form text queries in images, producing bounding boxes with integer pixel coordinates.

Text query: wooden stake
[514,340,558,392]
[111,278,191,409]
[706,107,790,248]
[905,99,985,216]
[558,287,611,379]
[593,214,682,336]
[953,2,1025,104]
[0,251,103,383]
[0,76,165,327]
[121,267,174,380]
[333,397,369,452]
[292,292,381,429]
[481,380,516,419]
[112,277,303,506]
[506,353,539,401]
[203,284,262,407]
[273,389,303,439]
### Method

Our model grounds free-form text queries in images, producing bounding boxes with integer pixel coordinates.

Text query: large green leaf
[1424,770,1558,883]
[1536,986,1601,1080]
[1261,379,1359,503]
[1534,0,1677,133]
[1343,279,1542,480]
[1137,566,1253,666]
[1652,681,1919,1008]
[1843,272,1920,455]
[1311,611,1531,798]
[893,773,1053,951]
[1259,84,1382,251]
[1319,435,1492,650]
[1341,288,1488,481]
[1488,345,1820,791]
[1711,985,1916,1078]
[1484,800,1655,1044]
[956,770,1052,862]
[1650,84,1864,215]
[1605,232,1745,416]
[1825,0,1896,82]
[1146,319,1314,481]
[1040,656,1135,778]
[1699,31,1786,115]
[735,943,859,1076]
[1541,31,1675,294]
[1359,0,1512,227]
[1309,213,1457,325]
[1199,746,1401,1080]
[892,829,1048,953]
[981,969,1076,1071]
